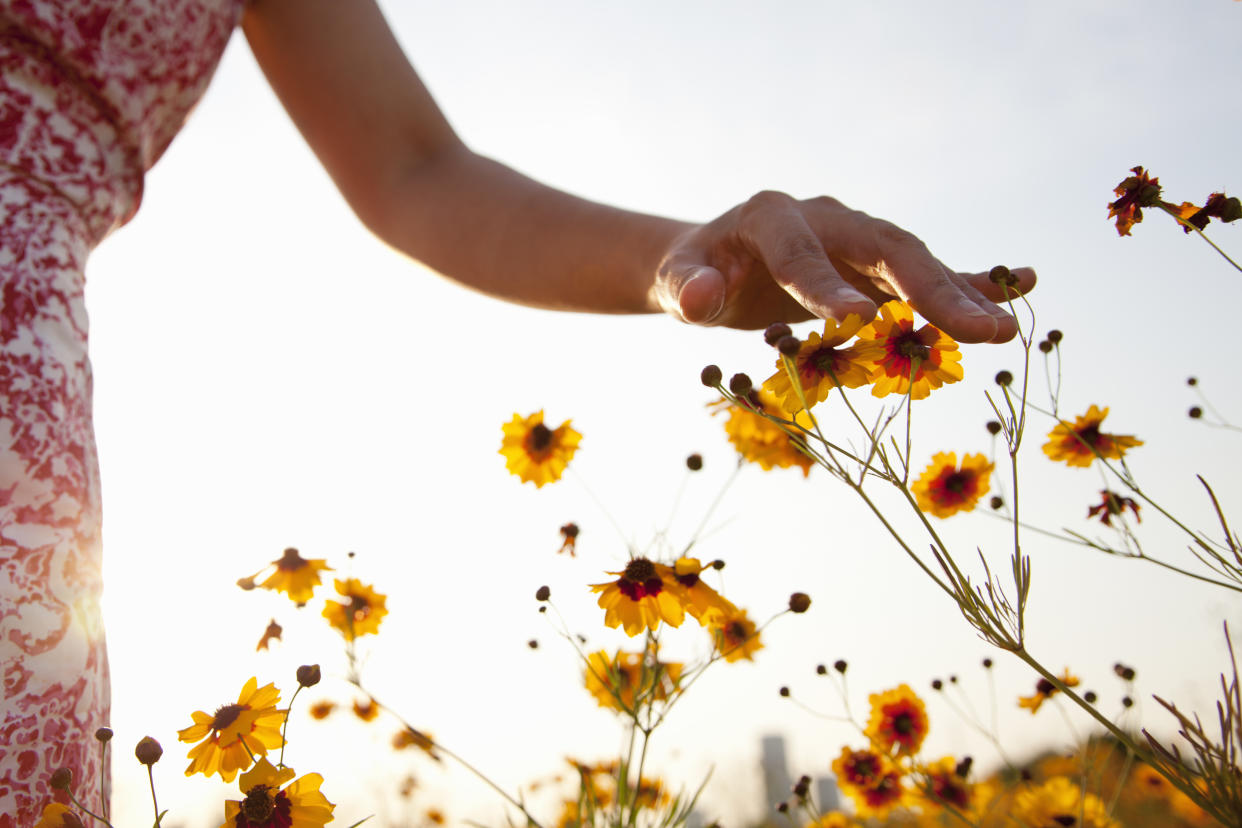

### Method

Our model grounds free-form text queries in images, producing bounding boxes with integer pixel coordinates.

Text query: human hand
[653,191,1036,343]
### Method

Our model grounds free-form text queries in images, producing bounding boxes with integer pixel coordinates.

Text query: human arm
[241,0,1034,341]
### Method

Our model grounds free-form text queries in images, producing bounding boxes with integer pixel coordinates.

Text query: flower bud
[985,420,1002,435]
[710,559,725,570]
[1038,340,1052,353]
[989,496,1004,510]
[778,686,790,697]
[1221,196,1242,223]
[1113,663,1136,682]
[955,757,973,778]
[1187,376,1198,386]
[50,767,73,791]
[988,265,1018,287]
[833,659,847,674]
[535,585,551,602]
[685,454,703,471]
[1189,406,1203,419]
[994,370,1014,386]
[816,664,827,675]
[764,322,792,346]
[134,736,163,766]
[931,678,943,691]
[700,365,723,387]
[297,664,322,688]
[1046,329,1063,344]
[982,658,993,669]
[95,727,113,743]
[787,592,811,614]
[776,335,801,357]
[1084,690,1098,704]
[728,373,753,396]
[1122,695,1133,708]
[793,775,810,798]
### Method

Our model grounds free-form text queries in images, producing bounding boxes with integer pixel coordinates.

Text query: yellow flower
[255,619,283,652]
[669,557,734,625]
[853,300,963,400]
[916,756,975,814]
[392,726,440,761]
[178,677,285,782]
[1018,669,1080,714]
[582,649,682,712]
[865,683,930,757]
[910,452,993,518]
[806,814,854,828]
[1013,776,1118,828]
[590,558,686,637]
[1043,405,1143,467]
[322,578,388,640]
[715,390,813,476]
[352,698,379,722]
[499,411,581,487]
[258,548,332,604]
[308,701,335,720]
[762,314,871,414]
[831,746,907,819]
[219,757,335,828]
[34,804,83,828]
[709,606,763,663]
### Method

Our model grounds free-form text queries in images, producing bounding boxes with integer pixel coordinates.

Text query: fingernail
[683,272,724,322]
[956,298,991,317]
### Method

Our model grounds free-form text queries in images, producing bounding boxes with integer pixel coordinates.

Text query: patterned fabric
[0,2,243,824]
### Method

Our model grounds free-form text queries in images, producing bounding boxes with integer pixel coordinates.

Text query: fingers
[674,266,727,324]
[963,267,1038,303]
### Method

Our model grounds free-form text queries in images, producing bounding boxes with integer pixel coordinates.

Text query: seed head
[700,365,723,387]
[685,453,703,471]
[1122,695,1134,708]
[777,335,801,357]
[931,679,943,691]
[1113,663,1136,682]
[297,664,322,688]
[1187,376,1198,386]
[982,658,993,669]
[1038,340,1052,353]
[994,370,1014,387]
[778,686,790,697]
[1189,406,1203,419]
[764,322,793,346]
[527,639,539,650]
[989,496,1004,510]
[787,592,811,614]
[833,659,848,674]
[50,767,73,791]
[816,664,827,675]
[986,420,1002,435]
[535,585,551,602]
[95,727,114,743]
[728,373,753,396]
[1047,329,1063,344]
[1084,691,1098,704]
[135,736,163,766]
[988,265,1015,286]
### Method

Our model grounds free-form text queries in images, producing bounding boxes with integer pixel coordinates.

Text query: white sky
[86,1,1242,825]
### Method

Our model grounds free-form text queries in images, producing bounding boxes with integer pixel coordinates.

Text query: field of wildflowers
[37,172,1242,828]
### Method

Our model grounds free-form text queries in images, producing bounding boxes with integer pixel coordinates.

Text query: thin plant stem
[683,460,743,556]
[146,766,161,828]
[279,684,302,768]
[1160,204,1242,274]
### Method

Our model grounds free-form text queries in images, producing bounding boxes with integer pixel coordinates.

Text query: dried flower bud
[985,420,1002,435]
[994,370,1014,386]
[931,678,943,690]
[1122,695,1134,708]
[1113,663,1136,682]
[787,592,811,614]
[982,658,993,669]
[1187,376,1198,386]
[527,639,539,650]
[764,322,793,346]
[538,605,547,614]
[728,373,753,397]
[793,775,811,798]
[949,675,958,684]
[833,659,848,674]
[1084,690,1098,704]
[1189,406,1203,419]
[778,686,790,697]
[95,727,113,743]
[134,736,163,766]
[1046,329,1063,344]
[535,585,551,602]
[297,664,322,688]
[1038,340,1052,353]
[700,365,723,387]
[711,559,725,570]
[685,454,703,471]
[989,496,1004,510]
[50,767,73,791]
[988,265,1015,286]
[816,664,827,675]
[777,335,801,357]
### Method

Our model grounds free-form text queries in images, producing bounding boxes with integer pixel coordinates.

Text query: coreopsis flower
[865,683,930,756]
[853,301,963,400]
[499,411,581,487]
[590,558,685,636]
[34,804,83,828]
[558,522,580,556]
[259,548,332,604]
[1108,166,1164,237]
[1018,669,1080,714]
[425,809,446,825]
[321,578,387,640]
[715,390,814,476]
[917,756,974,813]
[352,698,379,722]
[709,606,763,663]
[762,314,871,413]
[910,452,992,518]
[1013,776,1118,828]
[1087,490,1141,526]
[392,727,439,761]
[178,678,285,782]
[255,619,282,652]
[219,758,334,828]
[308,701,335,720]
[669,557,733,624]
[805,814,852,828]
[1175,192,1242,233]
[582,649,682,712]
[1043,405,1143,467]
[831,746,906,819]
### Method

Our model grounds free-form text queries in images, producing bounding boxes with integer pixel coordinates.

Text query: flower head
[917,756,974,813]
[1013,776,1118,828]
[34,804,84,828]
[865,683,930,756]
[1087,490,1141,526]
[219,758,335,828]
[583,649,682,712]
[668,557,734,625]
[255,619,283,652]
[392,727,439,761]
[853,301,963,400]
[258,548,332,604]
[911,452,993,518]
[500,411,581,487]
[715,390,813,476]
[761,314,871,413]
[1108,166,1164,237]
[322,578,388,640]
[558,522,579,556]
[178,678,285,782]
[1018,669,1079,714]
[831,746,907,818]
[590,558,685,636]
[709,606,763,663]
[1043,405,1142,467]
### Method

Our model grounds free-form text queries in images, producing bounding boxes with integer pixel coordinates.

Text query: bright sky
[87,1,1242,825]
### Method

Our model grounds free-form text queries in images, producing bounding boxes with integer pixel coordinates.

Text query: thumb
[673,267,727,324]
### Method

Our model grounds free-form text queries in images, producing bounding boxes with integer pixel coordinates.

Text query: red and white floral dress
[0,2,242,823]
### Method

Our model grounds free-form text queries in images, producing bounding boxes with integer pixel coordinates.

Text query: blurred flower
[425,808,446,825]
[255,619,282,652]
[854,301,963,400]
[1018,670,1080,714]
[762,314,871,413]
[709,606,763,663]
[669,557,733,625]
[178,677,284,782]
[1013,776,1118,828]
[1043,405,1142,467]
[352,698,379,722]
[1175,192,1242,233]
[591,558,685,637]
[392,727,439,761]
[918,756,974,813]
[1087,490,1141,526]
[583,650,682,712]
[910,452,993,518]
[34,804,83,828]
[500,411,581,487]
[805,814,852,828]
[1108,166,1163,237]
[322,578,388,640]
[831,746,906,819]
[558,522,579,556]
[714,390,813,476]
[259,548,332,604]
[865,683,929,756]
[220,757,334,828]
[308,701,335,720]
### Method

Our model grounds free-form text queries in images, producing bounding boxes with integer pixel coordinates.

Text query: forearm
[364,144,689,315]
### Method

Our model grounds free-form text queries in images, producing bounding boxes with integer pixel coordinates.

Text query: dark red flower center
[276,548,306,571]
[931,775,970,809]
[1035,678,1055,697]
[804,346,843,379]
[932,469,977,505]
[862,773,903,806]
[727,621,748,640]
[676,571,700,588]
[618,558,663,601]
[348,595,372,622]
[892,711,914,736]
[1075,422,1102,449]
[528,423,553,452]
[212,703,246,731]
[846,754,881,784]
[237,786,293,828]
[1051,817,1077,827]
